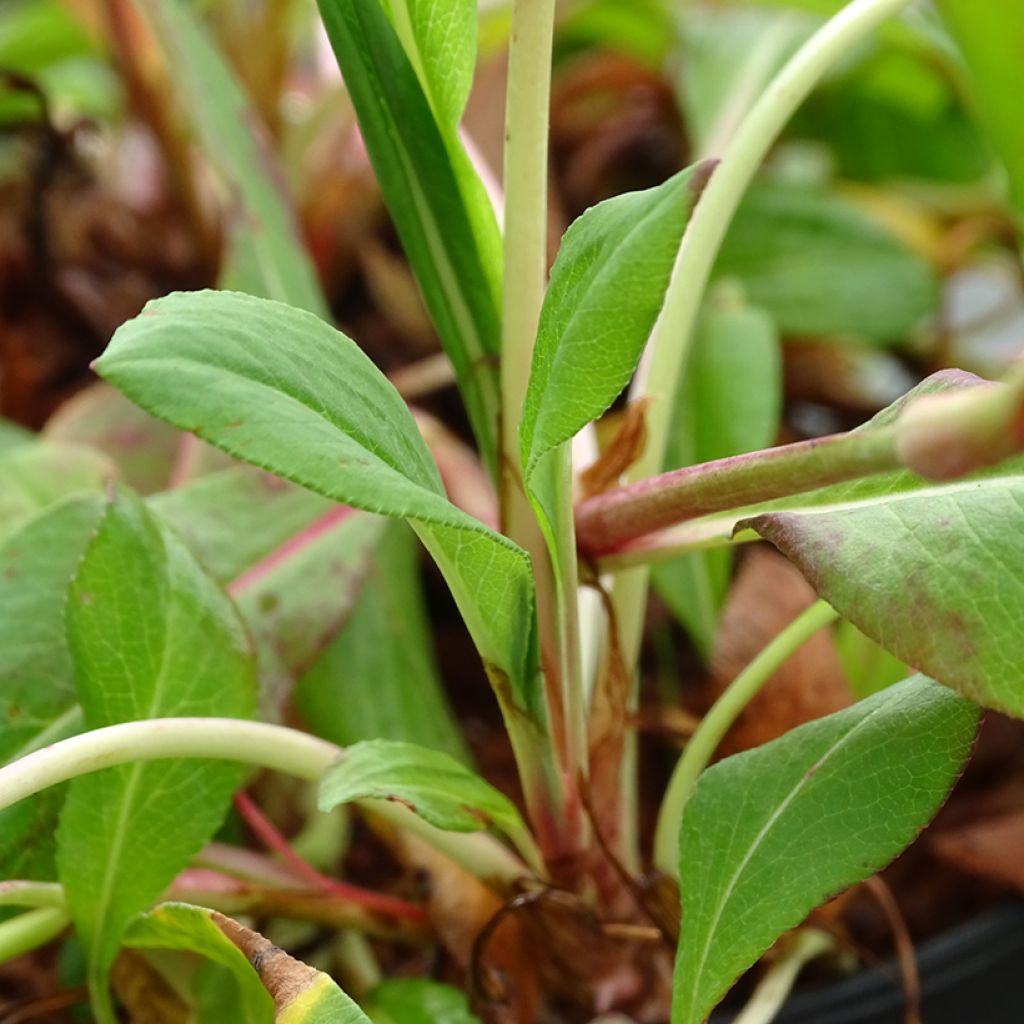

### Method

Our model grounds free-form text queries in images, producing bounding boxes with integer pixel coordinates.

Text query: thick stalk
[653,601,839,876]
[501,0,587,861]
[578,425,900,555]
[0,719,533,887]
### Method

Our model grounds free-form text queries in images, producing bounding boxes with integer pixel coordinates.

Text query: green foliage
[317,0,502,471]
[938,0,1024,213]
[56,489,256,1020]
[673,676,980,1024]
[295,522,468,762]
[125,903,274,1023]
[319,739,530,847]
[0,496,105,881]
[95,291,543,738]
[655,288,781,656]
[716,183,937,342]
[366,978,482,1024]
[0,442,113,541]
[130,0,326,314]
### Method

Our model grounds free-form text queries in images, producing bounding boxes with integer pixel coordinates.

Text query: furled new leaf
[0,416,30,451]
[57,488,257,1021]
[319,740,530,851]
[131,0,326,314]
[317,0,502,470]
[96,291,544,745]
[673,676,980,1024]
[0,496,104,880]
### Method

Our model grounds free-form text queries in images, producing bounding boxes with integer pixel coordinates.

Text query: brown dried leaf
[580,399,652,499]
[930,810,1024,893]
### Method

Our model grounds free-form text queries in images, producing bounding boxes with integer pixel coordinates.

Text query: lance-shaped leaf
[673,676,980,1024]
[131,0,326,315]
[56,488,257,1022]
[383,0,476,130]
[0,441,113,540]
[520,165,709,582]
[96,291,544,737]
[317,0,502,471]
[319,740,530,851]
[0,495,105,880]
[127,903,371,1024]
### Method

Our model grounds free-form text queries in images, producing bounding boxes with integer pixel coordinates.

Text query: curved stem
[612,0,918,657]
[653,601,839,875]
[0,718,531,887]
[0,907,69,963]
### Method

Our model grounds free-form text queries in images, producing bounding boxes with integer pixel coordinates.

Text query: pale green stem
[653,601,839,876]
[605,0,915,866]
[732,929,835,1024]
[500,0,555,498]
[500,0,588,858]
[0,907,70,963]
[0,718,536,887]
[0,881,66,911]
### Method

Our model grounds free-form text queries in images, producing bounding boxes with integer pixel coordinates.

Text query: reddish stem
[233,791,426,923]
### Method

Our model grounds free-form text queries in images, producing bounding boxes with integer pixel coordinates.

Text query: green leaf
[715,183,938,342]
[522,165,708,482]
[673,676,980,1024]
[127,904,370,1024]
[149,466,335,586]
[0,496,105,881]
[45,383,182,495]
[232,510,389,705]
[317,0,502,471]
[655,288,781,657]
[130,0,326,314]
[937,0,1024,214]
[96,291,544,740]
[384,0,475,129]
[747,462,1024,717]
[296,521,468,762]
[319,740,529,847]
[366,978,482,1024]
[520,165,708,604]
[56,488,257,1021]
[0,441,113,541]
[677,6,813,155]
[125,902,274,1024]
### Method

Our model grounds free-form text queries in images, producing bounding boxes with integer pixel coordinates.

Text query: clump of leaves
[1,0,1023,1022]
